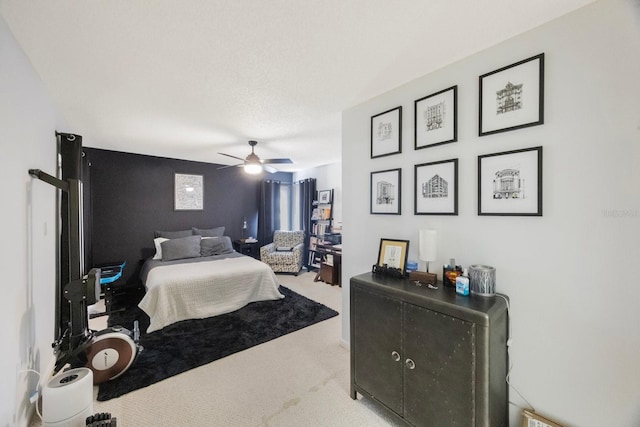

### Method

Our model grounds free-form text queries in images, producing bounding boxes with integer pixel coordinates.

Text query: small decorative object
[468,264,496,296]
[414,85,457,149]
[406,260,418,272]
[443,263,463,288]
[371,106,402,158]
[375,238,410,276]
[370,168,402,215]
[372,264,405,278]
[174,173,203,211]
[479,53,544,136]
[478,146,542,216]
[409,270,437,286]
[414,159,458,215]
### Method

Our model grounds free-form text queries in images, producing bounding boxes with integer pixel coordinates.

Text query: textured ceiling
[1,0,594,172]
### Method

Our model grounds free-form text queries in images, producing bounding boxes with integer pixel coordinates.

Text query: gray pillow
[161,235,202,261]
[200,236,234,256]
[192,226,225,238]
[154,229,193,239]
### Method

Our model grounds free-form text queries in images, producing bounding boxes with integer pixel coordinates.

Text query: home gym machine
[29,132,141,383]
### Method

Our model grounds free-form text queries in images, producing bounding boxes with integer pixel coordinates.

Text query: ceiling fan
[217,140,293,174]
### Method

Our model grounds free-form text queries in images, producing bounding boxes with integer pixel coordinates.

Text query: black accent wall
[84,148,292,283]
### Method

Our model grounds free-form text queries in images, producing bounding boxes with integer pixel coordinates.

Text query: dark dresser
[350,272,509,426]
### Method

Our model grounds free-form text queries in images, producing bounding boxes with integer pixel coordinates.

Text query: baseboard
[340,338,350,351]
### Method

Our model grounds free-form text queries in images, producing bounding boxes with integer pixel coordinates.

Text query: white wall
[294,162,343,225]
[341,1,640,426]
[1,16,66,427]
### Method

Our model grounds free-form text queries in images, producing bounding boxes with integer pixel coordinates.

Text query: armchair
[260,230,305,275]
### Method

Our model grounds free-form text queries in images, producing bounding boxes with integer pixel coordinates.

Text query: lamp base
[409,271,437,285]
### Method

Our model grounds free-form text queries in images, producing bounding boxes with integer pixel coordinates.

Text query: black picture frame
[414,85,458,149]
[478,146,543,216]
[414,158,458,215]
[376,238,410,275]
[317,189,332,204]
[371,106,402,158]
[479,53,544,136]
[370,168,402,215]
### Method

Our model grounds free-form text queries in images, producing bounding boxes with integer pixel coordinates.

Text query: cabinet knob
[391,351,401,362]
[405,358,416,370]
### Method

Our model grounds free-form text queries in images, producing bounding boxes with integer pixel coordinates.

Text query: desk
[313,244,342,286]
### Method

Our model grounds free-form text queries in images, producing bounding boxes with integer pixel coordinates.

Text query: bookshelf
[307,189,341,270]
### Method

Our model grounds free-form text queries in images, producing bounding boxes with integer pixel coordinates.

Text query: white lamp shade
[419,229,437,262]
[244,163,263,174]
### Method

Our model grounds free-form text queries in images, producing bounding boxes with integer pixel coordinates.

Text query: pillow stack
[152,226,234,261]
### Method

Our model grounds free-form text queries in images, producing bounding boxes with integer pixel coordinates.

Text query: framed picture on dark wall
[175,173,204,210]
[478,146,542,216]
[479,53,544,136]
[371,106,402,158]
[370,168,401,215]
[414,85,457,149]
[414,159,458,215]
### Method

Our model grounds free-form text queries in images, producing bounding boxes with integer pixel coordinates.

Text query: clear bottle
[456,268,470,296]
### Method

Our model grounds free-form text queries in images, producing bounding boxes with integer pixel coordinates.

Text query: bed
[138,231,284,333]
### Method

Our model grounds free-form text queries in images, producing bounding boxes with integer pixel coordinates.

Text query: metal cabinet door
[352,286,404,415]
[403,303,476,426]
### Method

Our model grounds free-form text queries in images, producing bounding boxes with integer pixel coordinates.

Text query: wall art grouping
[369,52,545,217]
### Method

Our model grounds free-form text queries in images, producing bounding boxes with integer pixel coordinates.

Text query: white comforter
[138,255,284,333]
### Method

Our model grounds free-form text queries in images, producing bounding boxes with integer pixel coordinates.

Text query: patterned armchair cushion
[260,231,305,274]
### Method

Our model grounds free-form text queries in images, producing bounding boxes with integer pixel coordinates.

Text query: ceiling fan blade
[218,152,246,161]
[261,158,293,164]
[263,165,278,173]
[216,164,242,170]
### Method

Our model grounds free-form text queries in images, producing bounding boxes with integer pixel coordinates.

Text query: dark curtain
[258,180,281,246]
[295,178,316,265]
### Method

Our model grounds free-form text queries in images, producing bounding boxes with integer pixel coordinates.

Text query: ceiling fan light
[244,163,263,174]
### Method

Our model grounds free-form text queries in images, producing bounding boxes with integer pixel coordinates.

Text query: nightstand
[233,240,260,259]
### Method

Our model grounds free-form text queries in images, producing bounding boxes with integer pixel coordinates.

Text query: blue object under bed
[99,261,126,285]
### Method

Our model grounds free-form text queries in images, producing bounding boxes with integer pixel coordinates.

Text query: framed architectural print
[370,168,401,215]
[414,159,458,215]
[414,85,458,149]
[478,146,542,216]
[376,238,410,275]
[318,189,332,204]
[174,173,204,210]
[479,53,544,136]
[371,106,402,158]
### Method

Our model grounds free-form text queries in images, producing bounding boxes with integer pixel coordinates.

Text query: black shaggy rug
[97,286,338,401]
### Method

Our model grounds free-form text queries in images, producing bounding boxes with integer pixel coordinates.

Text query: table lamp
[419,229,437,273]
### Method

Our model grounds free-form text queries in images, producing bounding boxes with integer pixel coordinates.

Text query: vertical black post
[56,132,84,342]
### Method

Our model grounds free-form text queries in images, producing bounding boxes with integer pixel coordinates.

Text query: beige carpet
[32,271,400,426]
